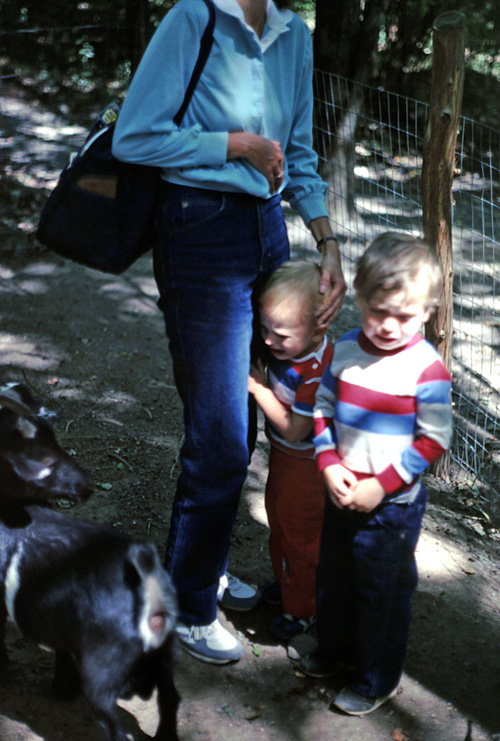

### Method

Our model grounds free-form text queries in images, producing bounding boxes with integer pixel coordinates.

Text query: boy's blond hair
[259,260,323,317]
[354,232,443,308]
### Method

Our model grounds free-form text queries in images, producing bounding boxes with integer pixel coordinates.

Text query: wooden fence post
[421,11,465,478]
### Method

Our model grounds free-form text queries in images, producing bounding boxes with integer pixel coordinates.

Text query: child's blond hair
[354,232,443,308]
[259,260,323,318]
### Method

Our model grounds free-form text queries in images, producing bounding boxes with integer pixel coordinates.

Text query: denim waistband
[158,179,281,208]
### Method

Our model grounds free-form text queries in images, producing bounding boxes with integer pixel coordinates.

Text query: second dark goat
[0,383,93,503]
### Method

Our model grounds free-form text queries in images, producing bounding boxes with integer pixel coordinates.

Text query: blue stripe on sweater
[416,380,451,405]
[336,402,416,436]
[313,428,337,448]
[401,445,429,474]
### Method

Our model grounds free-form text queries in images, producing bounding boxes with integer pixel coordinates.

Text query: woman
[113,0,346,664]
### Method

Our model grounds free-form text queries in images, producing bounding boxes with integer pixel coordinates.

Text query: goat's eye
[37,467,52,480]
[36,457,56,480]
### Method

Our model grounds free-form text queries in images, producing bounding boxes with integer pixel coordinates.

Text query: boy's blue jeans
[153,184,289,626]
[316,485,428,697]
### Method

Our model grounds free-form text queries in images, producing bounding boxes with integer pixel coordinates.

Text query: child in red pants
[249,260,334,640]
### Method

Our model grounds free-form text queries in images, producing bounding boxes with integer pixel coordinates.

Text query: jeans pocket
[161,189,226,233]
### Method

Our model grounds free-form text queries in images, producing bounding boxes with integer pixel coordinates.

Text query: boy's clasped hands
[322,465,385,512]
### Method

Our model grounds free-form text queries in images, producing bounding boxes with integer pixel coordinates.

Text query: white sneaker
[176,619,244,664]
[217,573,262,612]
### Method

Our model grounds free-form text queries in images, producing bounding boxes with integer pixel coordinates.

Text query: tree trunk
[314,72,360,224]
[421,11,466,478]
[312,0,391,231]
[126,0,151,75]
[314,0,360,77]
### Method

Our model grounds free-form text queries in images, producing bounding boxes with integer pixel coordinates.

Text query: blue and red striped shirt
[267,336,334,458]
[313,329,453,501]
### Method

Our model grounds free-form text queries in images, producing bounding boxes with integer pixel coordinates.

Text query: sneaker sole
[179,639,244,665]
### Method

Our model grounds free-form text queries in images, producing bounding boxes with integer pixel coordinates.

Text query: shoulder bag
[36,0,215,274]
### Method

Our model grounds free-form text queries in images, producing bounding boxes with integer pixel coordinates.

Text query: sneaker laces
[222,573,255,598]
[187,620,218,641]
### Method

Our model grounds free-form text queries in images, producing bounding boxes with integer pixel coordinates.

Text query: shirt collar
[291,335,328,364]
[358,331,423,356]
[212,0,293,38]
[266,0,294,32]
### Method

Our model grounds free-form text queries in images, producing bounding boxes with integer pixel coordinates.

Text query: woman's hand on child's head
[323,464,357,508]
[316,250,347,328]
[346,477,385,512]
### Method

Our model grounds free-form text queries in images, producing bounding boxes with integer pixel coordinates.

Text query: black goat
[0,383,93,503]
[0,384,179,741]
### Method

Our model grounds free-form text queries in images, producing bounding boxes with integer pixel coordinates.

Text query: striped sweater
[267,335,334,458]
[313,329,453,501]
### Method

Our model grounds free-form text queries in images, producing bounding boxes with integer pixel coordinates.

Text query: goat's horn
[0,386,36,420]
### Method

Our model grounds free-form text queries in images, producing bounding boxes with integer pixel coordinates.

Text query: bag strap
[83,0,215,155]
[173,0,216,127]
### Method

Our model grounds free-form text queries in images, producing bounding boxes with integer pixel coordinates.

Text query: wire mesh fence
[286,71,500,506]
[0,55,498,507]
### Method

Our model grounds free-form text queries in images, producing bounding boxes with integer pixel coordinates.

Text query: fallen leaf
[392,729,410,741]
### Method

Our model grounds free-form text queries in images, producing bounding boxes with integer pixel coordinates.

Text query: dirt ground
[1,241,500,741]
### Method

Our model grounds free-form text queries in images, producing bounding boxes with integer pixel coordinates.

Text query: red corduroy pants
[265,445,326,619]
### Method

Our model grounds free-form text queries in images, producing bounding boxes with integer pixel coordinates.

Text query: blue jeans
[316,486,428,697]
[153,184,289,625]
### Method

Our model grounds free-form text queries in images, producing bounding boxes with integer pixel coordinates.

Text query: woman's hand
[308,217,347,328]
[317,246,347,328]
[228,132,284,193]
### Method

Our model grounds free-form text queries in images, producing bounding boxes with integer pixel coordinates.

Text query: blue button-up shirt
[112,0,328,225]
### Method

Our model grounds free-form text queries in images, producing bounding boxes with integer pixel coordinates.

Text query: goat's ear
[16,417,38,440]
[0,386,36,421]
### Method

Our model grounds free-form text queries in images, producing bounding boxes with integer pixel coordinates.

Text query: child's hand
[346,477,385,512]
[248,359,266,395]
[322,464,358,508]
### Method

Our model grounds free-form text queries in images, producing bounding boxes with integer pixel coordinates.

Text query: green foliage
[0,0,499,100]
[0,0,132,92]
[294,0,316,19]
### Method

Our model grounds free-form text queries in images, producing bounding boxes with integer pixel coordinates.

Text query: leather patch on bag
[76,175,117,199]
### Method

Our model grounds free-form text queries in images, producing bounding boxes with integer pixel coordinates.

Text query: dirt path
[1,246,499,741]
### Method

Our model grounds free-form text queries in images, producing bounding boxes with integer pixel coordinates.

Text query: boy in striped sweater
[301,233,453,715]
